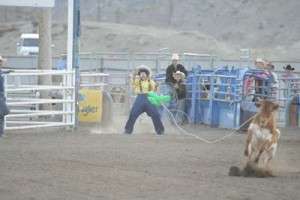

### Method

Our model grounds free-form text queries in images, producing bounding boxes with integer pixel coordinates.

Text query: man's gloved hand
[147,92,171,107]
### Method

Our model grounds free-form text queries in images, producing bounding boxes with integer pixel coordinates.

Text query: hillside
[0,0,299,60]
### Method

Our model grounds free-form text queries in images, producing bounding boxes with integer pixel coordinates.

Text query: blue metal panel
[218,102,236,129]
[190,73,198,123]
[155,65,282,129]
[209,66,241,128]
[198,100,210,124]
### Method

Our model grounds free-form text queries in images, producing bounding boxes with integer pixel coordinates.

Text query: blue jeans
[125,94,164,134]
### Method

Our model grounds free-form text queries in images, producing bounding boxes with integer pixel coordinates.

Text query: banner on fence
[79,89,103,122]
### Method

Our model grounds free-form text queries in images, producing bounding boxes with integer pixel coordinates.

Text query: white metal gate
[4,70,75,130]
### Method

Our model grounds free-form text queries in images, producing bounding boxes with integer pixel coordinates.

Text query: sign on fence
[79,89,103,122]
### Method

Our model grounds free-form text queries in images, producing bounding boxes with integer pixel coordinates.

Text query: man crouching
[124,66,164,135]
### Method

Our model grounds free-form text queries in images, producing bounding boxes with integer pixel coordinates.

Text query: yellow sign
[79,89,102,122]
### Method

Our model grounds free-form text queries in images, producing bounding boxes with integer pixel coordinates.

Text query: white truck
[17,33,39,56]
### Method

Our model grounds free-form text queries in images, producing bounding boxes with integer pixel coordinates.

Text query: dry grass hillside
[0,0,299,60]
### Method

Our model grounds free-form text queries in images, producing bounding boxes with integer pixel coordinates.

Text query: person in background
[281,64,299,96]
[254,58,266,69]
[165,53,187,84]
[253,58,275,100]
[124,66,164,135]
[282,64,299,83]
[266,63,279,100]
[281,64,299,127]
[0,56,10,138]
[56,54,67,70]
[173,70,187,124]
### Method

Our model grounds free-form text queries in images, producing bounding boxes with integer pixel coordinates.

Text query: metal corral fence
[155,66,300,129]
[4,70,76,130]
[3,53,300,130]
[4,53,217,73]
[4,53,300,73]
[4,70,110,130]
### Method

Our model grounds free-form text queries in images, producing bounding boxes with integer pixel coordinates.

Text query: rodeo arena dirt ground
[0,115,299,200]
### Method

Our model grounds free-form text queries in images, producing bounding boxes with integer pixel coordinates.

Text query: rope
[162,104,256,144]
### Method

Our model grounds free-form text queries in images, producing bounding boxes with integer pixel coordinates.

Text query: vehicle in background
[17,33,39,56]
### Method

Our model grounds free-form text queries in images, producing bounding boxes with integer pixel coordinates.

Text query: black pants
[0,116,4,136]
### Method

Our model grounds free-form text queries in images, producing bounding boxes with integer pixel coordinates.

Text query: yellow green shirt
[133,79,156,94]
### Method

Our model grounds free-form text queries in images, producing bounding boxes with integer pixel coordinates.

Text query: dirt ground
[0,124,299,200]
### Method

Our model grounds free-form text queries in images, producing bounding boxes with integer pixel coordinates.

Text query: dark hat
[283,64,295,71]
[138,67,150,76]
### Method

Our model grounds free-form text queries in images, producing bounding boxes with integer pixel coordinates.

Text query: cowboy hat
[174,70,185,79]
[137,65,150,76]
[171,53,180,60]
[0,56,7,62]
[283,64,295,71]
[254,58,266,68]
[255,58,264,63]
